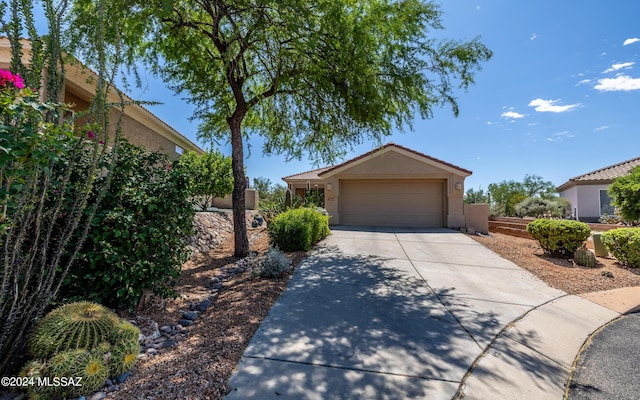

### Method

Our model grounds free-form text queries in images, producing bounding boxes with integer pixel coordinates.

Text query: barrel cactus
[29,301,120,358]
[110,340,141,376]
[23,301,140,399]
[574,248,597,268]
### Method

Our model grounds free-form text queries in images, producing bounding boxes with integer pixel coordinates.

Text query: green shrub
[526,219,591,257]
[268,207,330,251]
[252,247,292,278]
[514,197,570,218]
[601,228,640,267]
[61,140,194,310]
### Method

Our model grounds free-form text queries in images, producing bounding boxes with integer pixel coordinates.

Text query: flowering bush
[0,69,25,89]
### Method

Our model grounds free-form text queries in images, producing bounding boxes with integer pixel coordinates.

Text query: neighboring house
[0,37,203,159]
[283,143,472,228]
[557,156,640,222]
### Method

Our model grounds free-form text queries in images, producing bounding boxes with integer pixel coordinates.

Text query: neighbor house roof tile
[557,156,640,191]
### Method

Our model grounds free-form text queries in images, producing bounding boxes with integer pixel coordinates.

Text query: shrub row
[268,207,330,251]
[526,219,640,267]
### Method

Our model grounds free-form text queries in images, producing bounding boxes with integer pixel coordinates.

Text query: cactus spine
[574,248,597,268]
[29,301,120,358]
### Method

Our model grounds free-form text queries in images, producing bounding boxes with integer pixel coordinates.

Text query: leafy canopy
[178,150,233,210]
[105,0,492,163]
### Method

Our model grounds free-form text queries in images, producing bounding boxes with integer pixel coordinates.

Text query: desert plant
[574,248,597,268]
[268,207,330,251]
[29,302,120,359]
[110,340,141,376]
[252,247,292,279]
[60,140,194,310]
[601,228,640,267]
[25,301,140,398]
[526,219,591,257]
[608,166,640,222]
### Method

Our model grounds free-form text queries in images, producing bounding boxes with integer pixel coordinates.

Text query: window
[600,189,615,216]
[175,145,183,155]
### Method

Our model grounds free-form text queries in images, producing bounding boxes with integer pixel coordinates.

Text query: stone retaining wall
[187,210,262,255]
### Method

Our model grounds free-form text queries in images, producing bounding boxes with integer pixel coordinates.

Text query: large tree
[73,0,491,256]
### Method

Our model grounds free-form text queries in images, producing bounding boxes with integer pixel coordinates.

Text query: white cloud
[547,131,575,142]
[577,79,592,85]
[501,111,525,120]
[603,62,635,73]
[528,98,580,113]
[594,125,609,131]
[623,38,640,46]
[595,75,640,91]
[530,33,537,41]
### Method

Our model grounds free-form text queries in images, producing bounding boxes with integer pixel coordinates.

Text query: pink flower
[99,140,105,145]
[0,69,25,89]
[165,164,172,171]
[12,73,24,89]
[86,131,95,139]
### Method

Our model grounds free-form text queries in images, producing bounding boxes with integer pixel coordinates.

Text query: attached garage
[282,143,472,229]
[340,180,445,227]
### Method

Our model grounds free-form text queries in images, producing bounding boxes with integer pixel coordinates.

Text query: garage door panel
[341,180,444,227]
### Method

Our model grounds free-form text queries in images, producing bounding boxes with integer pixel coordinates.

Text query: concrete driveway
[225,227,620,399]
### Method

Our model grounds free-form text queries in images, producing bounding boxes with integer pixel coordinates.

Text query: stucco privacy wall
[321,148,467,227]
[464,203,489,234]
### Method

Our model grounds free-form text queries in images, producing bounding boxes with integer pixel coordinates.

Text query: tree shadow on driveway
[226,243,555,399]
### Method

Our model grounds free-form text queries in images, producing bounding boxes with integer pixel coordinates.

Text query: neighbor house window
[175,145,183,155]
[600,189,615,216]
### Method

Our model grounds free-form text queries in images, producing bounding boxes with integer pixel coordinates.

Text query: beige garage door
[340,180,444,227]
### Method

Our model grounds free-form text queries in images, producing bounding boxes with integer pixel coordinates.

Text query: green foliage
[514,197,569,218]
[28,301,120,358]
[601,228,640,267]
[488,180,527,216]
[61,140,194,310]
[177,149,233,210]
[464,187,489,204]
[522,174,557,199]
[488,175,559,216]
[526,219,591,257]
[608,166,640,222]
[268,208,330,251]
[22,301,140,399]
[574,248,597,268]
[252,247,292,279]
[259,190,304,224]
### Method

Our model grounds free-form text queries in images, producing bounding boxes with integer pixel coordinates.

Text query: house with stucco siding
[283,143,474,229]
[0,37,203,159]
[557,156,640,222]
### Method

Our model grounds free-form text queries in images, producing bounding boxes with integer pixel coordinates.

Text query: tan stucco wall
[464,203,489,234]
[212,189,259,210]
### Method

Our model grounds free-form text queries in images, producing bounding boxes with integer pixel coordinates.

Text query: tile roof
[281,166,333,181]
[282,143,472,182]
[557,156,640,190]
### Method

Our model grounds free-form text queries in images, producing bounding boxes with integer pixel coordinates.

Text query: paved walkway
[225,227,640,399]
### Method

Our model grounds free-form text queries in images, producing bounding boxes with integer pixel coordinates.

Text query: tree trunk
[229,114,249,258]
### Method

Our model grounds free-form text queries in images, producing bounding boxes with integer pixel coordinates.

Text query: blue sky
[127,1,640,191]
